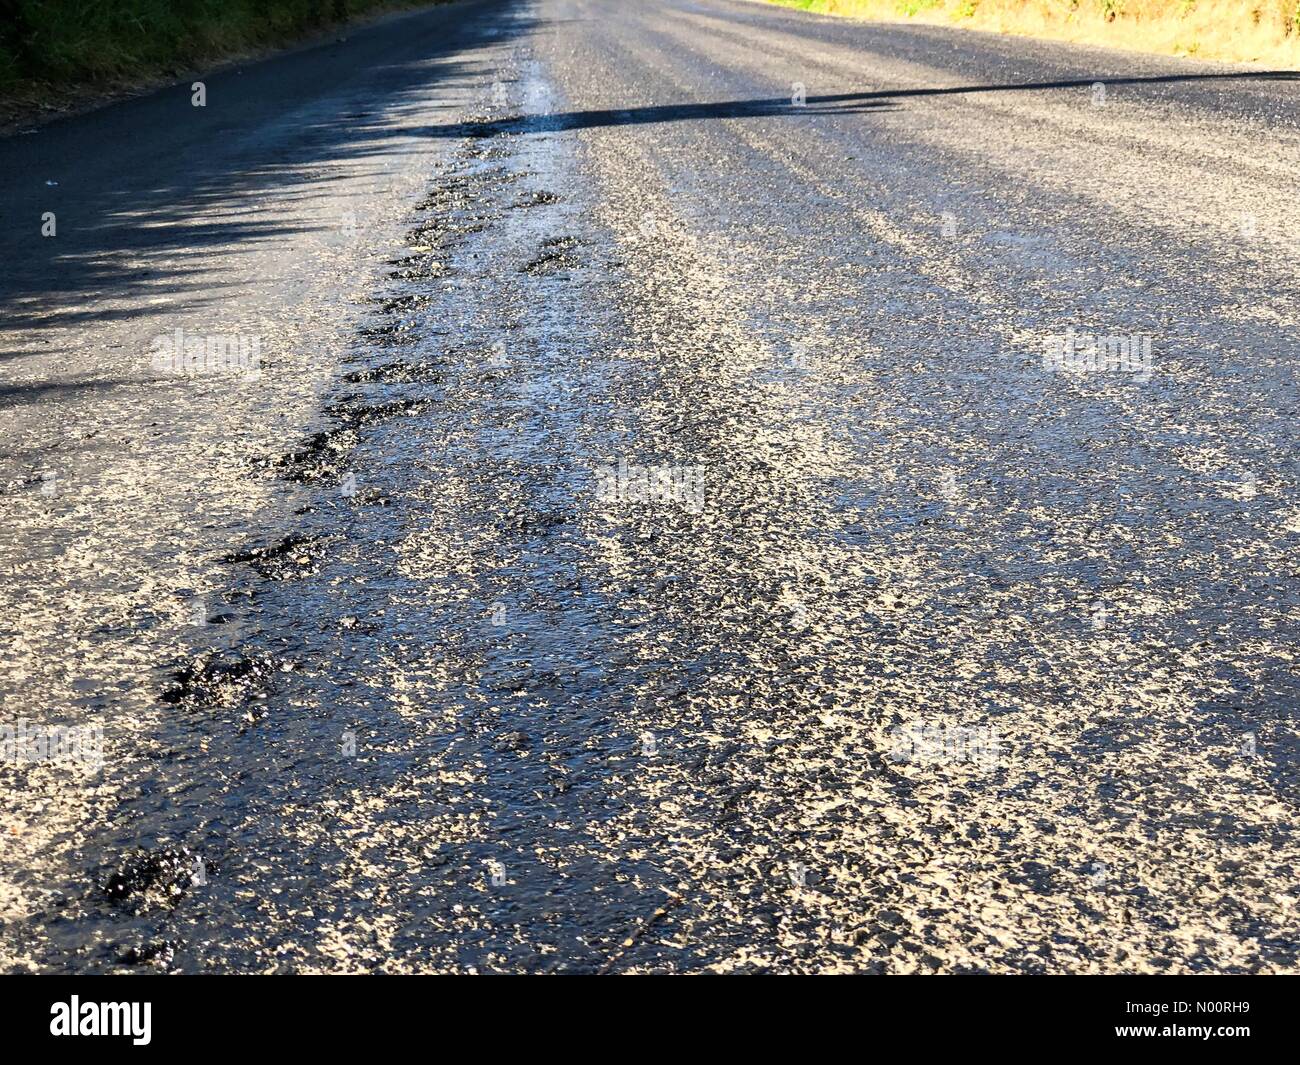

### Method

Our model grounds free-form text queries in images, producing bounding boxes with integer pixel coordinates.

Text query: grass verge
[0,1,443,127]
[762,0,1300,65]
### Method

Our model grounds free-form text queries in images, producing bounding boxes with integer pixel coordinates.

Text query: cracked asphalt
[1,0,1298,973]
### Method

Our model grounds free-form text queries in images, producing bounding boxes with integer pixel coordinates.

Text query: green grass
[0,1,435,100]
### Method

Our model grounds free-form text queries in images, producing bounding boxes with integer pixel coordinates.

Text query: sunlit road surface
[1,0,1297,973]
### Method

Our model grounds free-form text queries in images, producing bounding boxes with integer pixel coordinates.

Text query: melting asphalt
[0,0,1298,973]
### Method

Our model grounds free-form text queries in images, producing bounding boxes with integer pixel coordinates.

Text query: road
[1,0,1297,973]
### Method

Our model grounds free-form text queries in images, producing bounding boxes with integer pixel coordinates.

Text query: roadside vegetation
[0,1,435,116]
[766,0,1300,64]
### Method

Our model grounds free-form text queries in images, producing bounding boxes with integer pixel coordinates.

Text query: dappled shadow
[1,0,1295,347]
[0,0,535,340]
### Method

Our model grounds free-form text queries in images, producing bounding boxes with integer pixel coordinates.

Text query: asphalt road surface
[1,0,1298,974]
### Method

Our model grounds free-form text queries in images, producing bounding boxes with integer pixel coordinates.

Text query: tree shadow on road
[2,0,1295,351]
[421,68,1298,139]
[0,0,533,343]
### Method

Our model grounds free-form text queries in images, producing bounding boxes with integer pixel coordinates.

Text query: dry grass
[767,0,1300,65]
